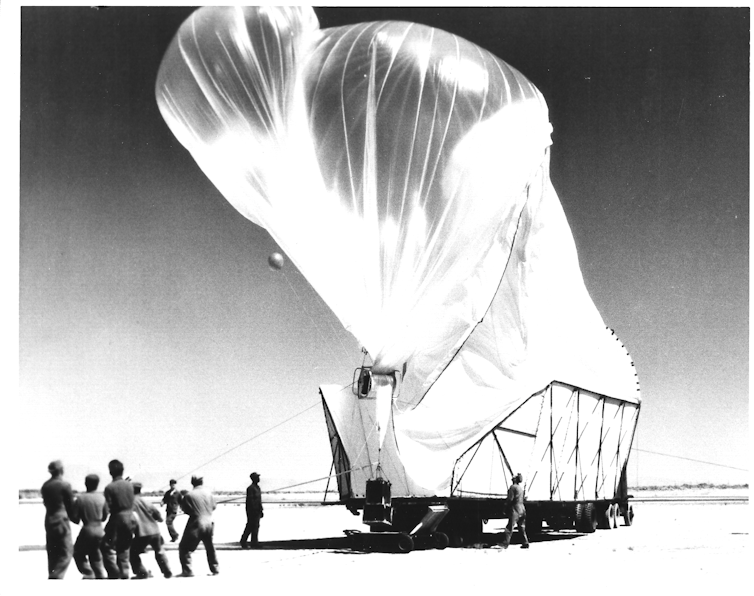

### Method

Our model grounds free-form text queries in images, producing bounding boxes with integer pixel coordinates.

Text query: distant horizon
[17,480,749,498]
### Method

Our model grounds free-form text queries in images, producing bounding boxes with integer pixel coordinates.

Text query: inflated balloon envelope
[156,7,639,496]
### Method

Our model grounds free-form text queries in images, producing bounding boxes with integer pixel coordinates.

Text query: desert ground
[14,491,749,595]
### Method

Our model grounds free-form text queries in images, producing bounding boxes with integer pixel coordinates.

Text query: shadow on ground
[209,529,581,552]
[19,530,581,554]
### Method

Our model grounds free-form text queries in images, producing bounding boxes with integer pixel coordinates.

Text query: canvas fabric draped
[156,7,640,497]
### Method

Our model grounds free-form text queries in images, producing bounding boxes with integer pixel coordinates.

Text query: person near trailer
[101,459,136,578]
[502,472,529,549]
[162,478,182,542]
[41,460,76,579]
[177,476,219,577]
[130,482,173,579]
[240,472,263,548]
[71,473,109,579]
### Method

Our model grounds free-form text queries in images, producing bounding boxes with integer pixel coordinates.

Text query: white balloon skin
[156,7,640,496]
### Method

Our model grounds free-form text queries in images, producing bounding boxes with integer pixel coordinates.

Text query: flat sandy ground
[12,496,750,595]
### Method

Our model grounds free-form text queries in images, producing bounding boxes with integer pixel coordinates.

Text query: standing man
[41,460,75,579]
[102,459,136,578]
[240,472,263,548]
[162,479,181,542]
[71,473,109,579]
[178,476,219,577]
[130,482,172,579]
[501,472,529,549]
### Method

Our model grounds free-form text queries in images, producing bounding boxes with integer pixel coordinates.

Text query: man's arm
[180,494,195,516]
[150,504,164,523]
[70,496,81,525]
[63,484,76,520]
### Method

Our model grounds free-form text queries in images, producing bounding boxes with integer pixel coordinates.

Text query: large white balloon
[156,7,639,495]
[156,7,552,402]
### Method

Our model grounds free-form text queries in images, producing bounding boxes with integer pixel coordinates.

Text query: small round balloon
[268,252,285,271]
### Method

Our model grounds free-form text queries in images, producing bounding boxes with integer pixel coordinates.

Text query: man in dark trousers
[178,476,219,577]
[502,472,529,549]
[131,482,172,579]
[71,473,108,579]
[41,460,75,579]
[162,479,181,542]
[102,459,136,578]
[240,472,263,548]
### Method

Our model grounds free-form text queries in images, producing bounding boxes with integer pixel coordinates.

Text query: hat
[250,472,260,480]
[132,481,143,491]
[169,479,177,485]
[191,475,203,486]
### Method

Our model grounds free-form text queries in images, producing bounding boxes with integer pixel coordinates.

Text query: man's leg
[100,544,119,579]
[519,513,529,548]
[203,525,219,575]
[151,535,173,578]
[240,516,252,545]
[73,534,95,579]
[129,537,149,579]
[88,538,108,579]
[501,512,519,549]
[46,520,73,579]
[178,526,201,576]
[101,520,119,579]
[250,515,260,545]
[166,512,179,542]
[114,519,134,579]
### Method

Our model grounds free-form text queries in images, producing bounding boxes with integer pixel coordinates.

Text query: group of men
[41,459,223,579]
[41,460,525,579]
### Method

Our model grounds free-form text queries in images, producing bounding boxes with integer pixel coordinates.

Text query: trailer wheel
[396,533,414,553]
[576,503,597,533]
[609,503,619,529]
[597,504,611,530]
[448,534,464,548]
[431,532,450,550]
[622,504,634,527]
[599,503,618,529]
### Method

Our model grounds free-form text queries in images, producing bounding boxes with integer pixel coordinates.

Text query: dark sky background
[13,6,749,491]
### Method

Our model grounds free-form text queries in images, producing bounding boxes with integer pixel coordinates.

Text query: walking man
[41,460,75,579]
[102,459,136,578]
[131,482,172,579]
[162,479,181,542]
[71,474,108,579]
[178,476,219,577]
[240,472,263,548]
[502,472,529,549]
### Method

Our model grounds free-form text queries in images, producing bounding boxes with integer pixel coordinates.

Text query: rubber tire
[576,503,597,533]
[396,533,414,553]
[609,503,619,529]
[623,504,634,527]
[431,532,450,550]
[597,504,612,530]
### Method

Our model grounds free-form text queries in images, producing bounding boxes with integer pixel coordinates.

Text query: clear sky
[5,4,749,494]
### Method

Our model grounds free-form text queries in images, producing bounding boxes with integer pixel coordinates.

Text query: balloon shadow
[210,528,582,552]
[215,537,354,552]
